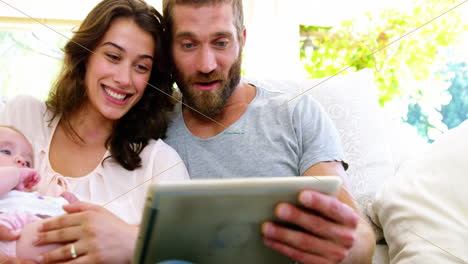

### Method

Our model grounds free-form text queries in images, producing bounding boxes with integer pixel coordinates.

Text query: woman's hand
[33,202,139,264]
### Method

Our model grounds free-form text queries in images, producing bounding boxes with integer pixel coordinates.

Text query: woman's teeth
[104,87,126,100]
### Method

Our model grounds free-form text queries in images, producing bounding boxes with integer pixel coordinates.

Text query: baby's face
[0,127,33,168]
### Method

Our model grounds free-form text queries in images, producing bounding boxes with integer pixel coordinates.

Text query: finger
[24,182,33,190]
[20,259,37,264]
[62,202,101,214]
[60,192,79,204]
[37,242,83,264]
[55,255,94,264]
[0,224,20,241]
[39,213,84,233]
[261,222,348,261]
[34,226,81,246]
[299,190,359,228]
[274,203,356,248]
[33,173,40,184]
[26,176,38,189]
[263,237,347,264]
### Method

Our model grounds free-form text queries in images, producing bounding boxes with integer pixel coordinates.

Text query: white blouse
[0,95,189,224]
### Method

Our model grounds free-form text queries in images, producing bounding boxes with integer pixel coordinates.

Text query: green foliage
[300,0,466,107]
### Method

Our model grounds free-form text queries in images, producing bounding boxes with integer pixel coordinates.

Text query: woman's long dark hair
[46,0,173,170]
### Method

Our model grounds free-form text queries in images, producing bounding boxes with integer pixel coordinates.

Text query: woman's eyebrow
[101,41,125,51]
[101,41,154,60]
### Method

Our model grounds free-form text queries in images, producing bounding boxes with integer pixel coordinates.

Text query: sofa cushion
[374,244,390,264]
[244,69,395,241]
[373,120,468,263]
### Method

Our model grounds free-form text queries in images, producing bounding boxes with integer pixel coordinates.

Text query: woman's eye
[135,64,150,73]
[25,161,31,168]
[106,53,120,61]
[0,149,11,155]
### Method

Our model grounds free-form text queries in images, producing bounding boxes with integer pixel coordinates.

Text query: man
[162,0,375,263]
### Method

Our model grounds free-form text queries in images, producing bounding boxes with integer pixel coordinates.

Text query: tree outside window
[300,0,468,142]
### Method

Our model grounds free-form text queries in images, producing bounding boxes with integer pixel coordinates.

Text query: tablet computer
[133,176,342,264]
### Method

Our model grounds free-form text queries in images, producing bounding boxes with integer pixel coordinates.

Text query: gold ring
[70,243,77,259]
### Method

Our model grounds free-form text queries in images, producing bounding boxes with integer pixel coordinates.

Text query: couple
[0,0,375,263]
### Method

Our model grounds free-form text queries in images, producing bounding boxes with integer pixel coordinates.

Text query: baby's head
[0,126,33,169]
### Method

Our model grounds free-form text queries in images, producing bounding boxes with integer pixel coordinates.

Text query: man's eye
[215,41,228,47]
[0,149,11,155]
[182,43,194,49]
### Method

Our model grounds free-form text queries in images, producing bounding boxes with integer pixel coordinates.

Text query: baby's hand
[15,168,40,191]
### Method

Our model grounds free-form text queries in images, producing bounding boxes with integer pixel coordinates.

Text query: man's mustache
[188,72,226,83]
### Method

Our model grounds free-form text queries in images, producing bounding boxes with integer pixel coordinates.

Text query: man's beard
[174,52,242,117]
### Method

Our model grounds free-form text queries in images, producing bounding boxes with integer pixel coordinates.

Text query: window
[0,17,78,100]
[299,0,468,142]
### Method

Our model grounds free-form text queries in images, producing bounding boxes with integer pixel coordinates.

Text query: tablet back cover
[134,176,341,264]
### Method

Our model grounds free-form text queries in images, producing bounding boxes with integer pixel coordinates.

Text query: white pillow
[373,120,468,263]
[244,69,396,241]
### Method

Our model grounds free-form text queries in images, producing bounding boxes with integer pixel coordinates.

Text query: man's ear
[241,27,247,46]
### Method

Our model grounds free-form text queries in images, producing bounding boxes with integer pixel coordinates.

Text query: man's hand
[261,190,359,264]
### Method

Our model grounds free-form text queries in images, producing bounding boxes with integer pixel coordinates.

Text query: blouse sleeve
[129,139,189,223]
[149,140,190,182]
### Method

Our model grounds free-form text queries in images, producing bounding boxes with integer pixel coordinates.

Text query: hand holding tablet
[134,176,342,264]
[261,186,360,264]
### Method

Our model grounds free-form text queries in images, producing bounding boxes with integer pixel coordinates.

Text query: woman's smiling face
[84,17,155,121]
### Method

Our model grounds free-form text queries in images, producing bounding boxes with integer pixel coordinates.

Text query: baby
[0,125,76,260]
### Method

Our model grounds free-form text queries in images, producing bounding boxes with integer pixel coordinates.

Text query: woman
[0,0,188,263]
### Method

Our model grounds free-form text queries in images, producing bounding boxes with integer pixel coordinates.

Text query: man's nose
[196,46,217,74]
[14,156,26,168]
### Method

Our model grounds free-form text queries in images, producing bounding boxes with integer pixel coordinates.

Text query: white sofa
[373,120,468,264]
[245,69,430,264]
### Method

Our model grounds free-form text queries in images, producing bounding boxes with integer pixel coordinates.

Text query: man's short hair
[163,0,244,41]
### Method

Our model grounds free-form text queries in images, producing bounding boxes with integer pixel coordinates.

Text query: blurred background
[0,0,467,143]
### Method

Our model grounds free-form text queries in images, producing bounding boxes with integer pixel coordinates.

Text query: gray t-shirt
[165,85,346,179]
